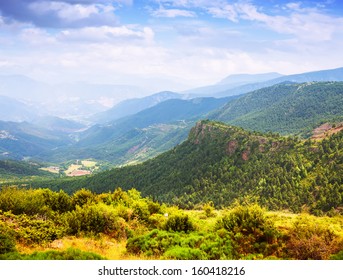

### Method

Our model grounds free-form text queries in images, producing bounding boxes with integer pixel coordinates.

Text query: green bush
[0,248,106,260]
[0,223,17,254]
[199,230,233,260]
[0,187,46,215]
[163,246,204,260]
[126,229,234,260]
[163,213,195,233]
[64,203,128,238]
[15,215,65,245]
[126,229,181,256]
[216,204,281,258]
[330,250,343,260]
[71,189,96,208]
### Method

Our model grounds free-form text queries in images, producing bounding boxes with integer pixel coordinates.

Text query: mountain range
[1,66,343,166]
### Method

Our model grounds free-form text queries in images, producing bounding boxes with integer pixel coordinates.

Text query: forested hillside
[28,120,343,214]
[0,160,53,179]
[212,82,343,136]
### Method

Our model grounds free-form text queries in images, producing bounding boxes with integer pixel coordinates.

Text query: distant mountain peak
[218,72,284,85]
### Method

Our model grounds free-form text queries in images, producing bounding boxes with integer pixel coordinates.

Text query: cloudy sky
[0,0,343,90]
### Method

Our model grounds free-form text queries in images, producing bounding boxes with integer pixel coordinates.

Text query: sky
[0,0,343,91]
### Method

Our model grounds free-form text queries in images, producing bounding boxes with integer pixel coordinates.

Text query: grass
[81,160,97,168]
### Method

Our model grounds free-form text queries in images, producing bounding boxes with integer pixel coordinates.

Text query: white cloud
[57,25,154,43]
[207,5,238,22]
[20,28,57,45]
[151,8,196,18]
[29,2,98,20]
[208,2,343,42]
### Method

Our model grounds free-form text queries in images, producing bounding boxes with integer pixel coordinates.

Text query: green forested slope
[212,82,343,136]
[0,160,52,178]
[28,120,343,214]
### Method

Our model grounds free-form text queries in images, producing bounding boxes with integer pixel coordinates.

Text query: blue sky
[0,0,342,90]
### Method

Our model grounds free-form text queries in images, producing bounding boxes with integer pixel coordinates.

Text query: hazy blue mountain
[0,75,151,119]
[31,116,86,133]
[211,81,343,136]
[214,66,343,98]
[0,75,49,102]
[183,72,283,96]
[217,72,283,85]
[0,120,74,160]
[0,95,38,122]
[91,91,183,123]
[77,97,231,147]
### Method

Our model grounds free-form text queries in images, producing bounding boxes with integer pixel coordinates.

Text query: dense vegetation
[212,82,343,137]
[0,160,55,179]
[0,187,342,260]
[27,120,343,215]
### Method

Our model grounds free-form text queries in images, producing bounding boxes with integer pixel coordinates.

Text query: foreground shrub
[0,223,16,254]
[1,211,65,246]
[0,248,105,260]
[284,215,341,260]
[330,250,343,260]
[216,204,281,258]
[163,246,204,260]
[126,229,233,260]
[64,204,128,238]
[163,213,195,232]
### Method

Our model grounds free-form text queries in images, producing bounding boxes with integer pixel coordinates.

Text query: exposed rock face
[227,140,238,155]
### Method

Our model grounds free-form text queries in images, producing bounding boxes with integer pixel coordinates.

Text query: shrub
[199,230,233,260]
[330,250,343,260]
[71,189,96,208]
[0,187,46,215]
[0,223,16,254]
[126,229,234,260]
[15,215,65,245]
[0,248,105,260]
[216,204,281,258]
[163,213,195,233]
[163,246,204,260]
[64,203,128,238]
[203,201,216,217]
[284,215,341,260]
[126,229,181,256]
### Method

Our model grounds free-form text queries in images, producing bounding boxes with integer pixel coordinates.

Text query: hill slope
[31,121,343,214]
[91,91,182,123]
[211,82,343,136]
[0,121,74,160]
[0,159,52,178]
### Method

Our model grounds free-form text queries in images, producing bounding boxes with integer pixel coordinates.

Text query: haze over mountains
[1,66,343,166]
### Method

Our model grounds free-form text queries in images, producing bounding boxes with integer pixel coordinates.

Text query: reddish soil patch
[312,123,343,140]
[68,170,92,177]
